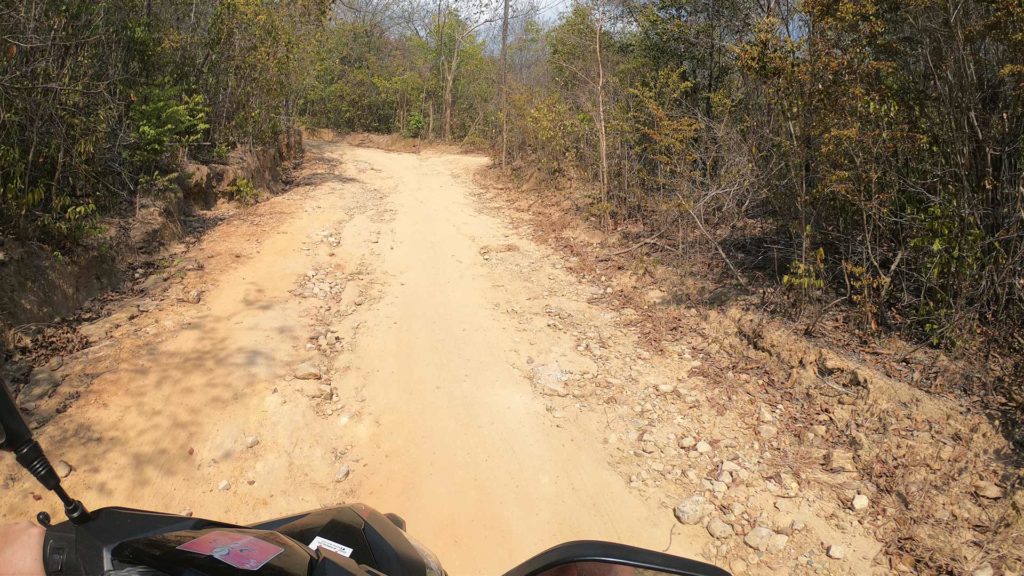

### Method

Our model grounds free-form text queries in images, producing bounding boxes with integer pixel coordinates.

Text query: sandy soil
[4,141,1016,576]
[0,142,710,574]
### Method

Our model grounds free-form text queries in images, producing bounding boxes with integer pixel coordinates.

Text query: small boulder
[768,533,789,553]
[827,544,845,559]
[743,526,774,552]
[55,460,73,479]
[334,464,352,483]
[973,480,1004,499]
[294,363,321,380]
[706,517,734,540]
[245,436,260,449]
[852,494,869,511]
[972,564,994,576]
[218,480,231,491]
[673,495,705,525]
[695,440,712,454]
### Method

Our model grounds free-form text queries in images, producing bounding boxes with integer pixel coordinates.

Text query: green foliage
[0,0,326,244]
[228,178,259,205]
[405,112,427,138]
[128,85,210,173]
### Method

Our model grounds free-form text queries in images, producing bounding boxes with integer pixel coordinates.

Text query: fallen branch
[610,229,666,256]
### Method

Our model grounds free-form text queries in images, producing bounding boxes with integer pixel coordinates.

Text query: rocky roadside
[470,174,1023,576]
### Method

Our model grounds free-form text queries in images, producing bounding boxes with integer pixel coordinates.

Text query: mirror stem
[15,439,91,525]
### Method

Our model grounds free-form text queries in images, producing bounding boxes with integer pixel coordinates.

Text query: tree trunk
[500,0,510,168]
[595,11,609,227]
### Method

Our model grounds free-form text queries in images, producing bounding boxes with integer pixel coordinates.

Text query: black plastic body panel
[43,504,431,576]
[500,541,731,576]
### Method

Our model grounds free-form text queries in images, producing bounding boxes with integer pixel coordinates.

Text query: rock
[718,470,733,484]
[711,480,728,494]
[826,449,857,473]
[743,526,774,552]
[20,370,61,403]
[294,363,321,380]
[827,544,845,559]
[657,384,676,394]
[729,559,748,575]
[180,508,194,518]
[852,494,869,510]
[791,520,806,532]
[972,564,994,576]
[540,381,568,397]
[218,480,231,491]
[245,436,260,449]
[768,533,789,553]
[759,405,774,423]
[756,425,778,438]
[973,480,1004,499]
[334,464,352,483]
[679,437,696,449]
[722,460,742,472]
[301,383,325,399]
[673,495,706,525]
[55,460,72,479]
[696,440,712,454]
[706,517,734,539]
[138,301,156,312]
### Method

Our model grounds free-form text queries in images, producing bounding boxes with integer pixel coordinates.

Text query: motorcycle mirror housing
[502,541,732,576]
[0,378,91,524]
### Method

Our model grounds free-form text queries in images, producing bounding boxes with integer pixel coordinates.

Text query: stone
[673,495,706,525]
[827,544,845,559]
[826,450,857,473]
[218,480,231,491]
[657,384,676,394]
[718,470,733,484]
[852,494,869,510]
[759,405,774,423]
[180,508,194,518]
[20,370,61,403]
[972,564,994,576]
[294,363,321,380]
[767,533,789,553]
[973,480,1004,499]
[729,559,748,575]
[679,437,696,449]
[540,381,568,397]
[696,440,712,454]
[722,461,742,473]
[334,464,352,483]
[706,517,734,539]
[55,460,72,479]
[743,527,774,552]
[245,436,260,449]
[756,425,778,438]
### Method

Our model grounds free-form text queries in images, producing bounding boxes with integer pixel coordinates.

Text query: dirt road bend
[1,141,741,574]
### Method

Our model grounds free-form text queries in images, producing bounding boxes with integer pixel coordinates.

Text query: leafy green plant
[229,178,258,205]
[405,112,426,138]
[129,85,210,173]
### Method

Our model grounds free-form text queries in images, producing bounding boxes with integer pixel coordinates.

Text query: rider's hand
[0,522,45,576]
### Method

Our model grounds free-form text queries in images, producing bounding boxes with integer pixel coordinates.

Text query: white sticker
[309,536,354,558]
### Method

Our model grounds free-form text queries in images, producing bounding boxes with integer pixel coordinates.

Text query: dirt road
[0,142,714,574]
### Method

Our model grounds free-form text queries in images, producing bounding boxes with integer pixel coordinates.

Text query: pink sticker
[177,531,284,571]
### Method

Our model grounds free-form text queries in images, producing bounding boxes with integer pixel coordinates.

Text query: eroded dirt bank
[1,141,1019,576]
